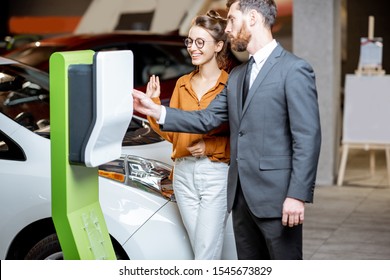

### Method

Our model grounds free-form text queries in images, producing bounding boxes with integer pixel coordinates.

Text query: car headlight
[98,155,175,201]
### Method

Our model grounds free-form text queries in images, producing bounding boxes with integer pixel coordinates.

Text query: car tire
[24,233,129,260]
[25,233,63,260]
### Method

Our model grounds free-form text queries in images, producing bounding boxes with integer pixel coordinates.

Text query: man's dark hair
[226,0,277,28]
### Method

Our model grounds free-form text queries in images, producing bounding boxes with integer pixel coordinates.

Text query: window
[127,43,193,86]
[0,64,50,132]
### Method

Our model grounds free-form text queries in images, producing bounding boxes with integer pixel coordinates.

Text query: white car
[0,57,237,260]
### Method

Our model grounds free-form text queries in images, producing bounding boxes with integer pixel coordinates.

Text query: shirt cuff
[157,106,166,124]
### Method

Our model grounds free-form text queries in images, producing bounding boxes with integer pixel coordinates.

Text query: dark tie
[242,56,254,107]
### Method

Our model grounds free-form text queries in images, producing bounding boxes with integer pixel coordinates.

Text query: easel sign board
[343,74,390,144]
[358,37,383,69]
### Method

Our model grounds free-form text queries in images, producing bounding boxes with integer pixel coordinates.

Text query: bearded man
[132,0,321,260]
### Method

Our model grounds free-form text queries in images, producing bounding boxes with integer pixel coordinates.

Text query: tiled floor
[304,149,390,259]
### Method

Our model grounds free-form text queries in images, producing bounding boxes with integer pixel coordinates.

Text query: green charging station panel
[50,50,116,260]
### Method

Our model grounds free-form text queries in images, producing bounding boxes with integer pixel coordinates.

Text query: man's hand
[282,197,305,227]
[132,89,162,120]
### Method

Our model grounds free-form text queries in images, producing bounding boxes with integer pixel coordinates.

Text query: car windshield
[0,63,49,130]
[0,62,164,145]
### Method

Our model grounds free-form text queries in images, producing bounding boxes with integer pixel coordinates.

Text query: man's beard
[229,23,251,52]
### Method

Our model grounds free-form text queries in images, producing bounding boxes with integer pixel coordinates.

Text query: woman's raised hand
[146,75,161,98]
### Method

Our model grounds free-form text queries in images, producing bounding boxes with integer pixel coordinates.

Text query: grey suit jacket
[162,44,321,218]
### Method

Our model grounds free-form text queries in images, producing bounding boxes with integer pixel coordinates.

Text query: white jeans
[173,156,229,259]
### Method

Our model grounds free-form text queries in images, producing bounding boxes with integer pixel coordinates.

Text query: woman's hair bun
[207,10,224,20]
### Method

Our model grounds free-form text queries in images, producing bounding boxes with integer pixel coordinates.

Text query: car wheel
[24,233,129,260]
[25,233,63,260]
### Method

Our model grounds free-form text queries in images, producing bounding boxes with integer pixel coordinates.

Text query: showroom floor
[303,149,390,259]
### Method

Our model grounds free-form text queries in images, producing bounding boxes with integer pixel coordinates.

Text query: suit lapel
[241,45,284,116]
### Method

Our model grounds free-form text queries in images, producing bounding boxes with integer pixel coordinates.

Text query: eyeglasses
[184,38,215,49]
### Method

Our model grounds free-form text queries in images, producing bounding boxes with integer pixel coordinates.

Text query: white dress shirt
[248,39,277,89]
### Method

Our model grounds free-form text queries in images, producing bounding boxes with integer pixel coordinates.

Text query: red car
[5,31,195,107]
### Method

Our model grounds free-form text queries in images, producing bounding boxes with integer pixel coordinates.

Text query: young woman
[141,10,237,259]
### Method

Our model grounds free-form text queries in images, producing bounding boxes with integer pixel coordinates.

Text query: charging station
[50,50,133,259]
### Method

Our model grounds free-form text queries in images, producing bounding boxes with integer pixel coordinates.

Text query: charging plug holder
[68,50,133,167]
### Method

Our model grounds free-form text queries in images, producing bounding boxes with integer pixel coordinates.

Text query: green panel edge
[50,50,116,260]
